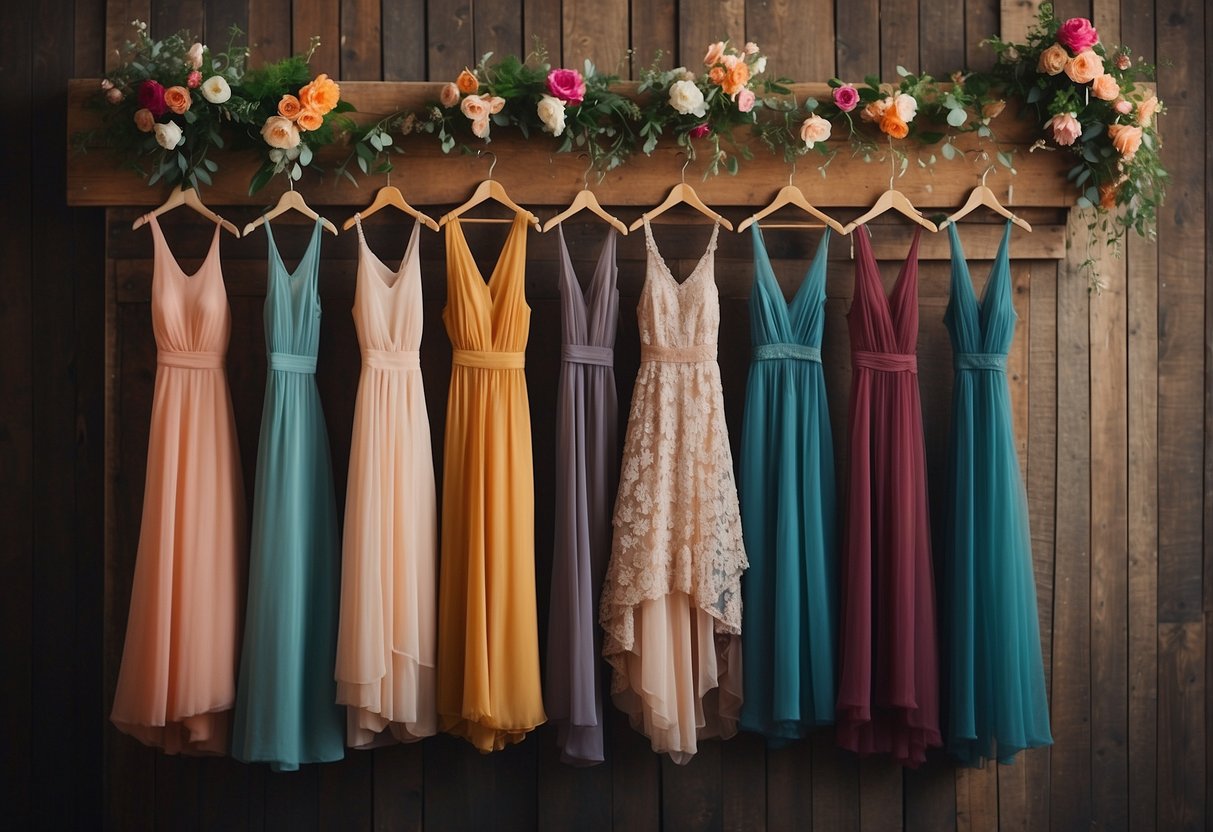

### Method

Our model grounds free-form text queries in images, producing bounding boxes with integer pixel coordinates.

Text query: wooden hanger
[439,152,541,230]
[737,165,847,234]
[629,156,733,231]
[939,166,1032,232]
[132,185,240,236]
[243,180,338,236]
[342,171,439,232]
[541,157,628,235]
[841,150,938,235]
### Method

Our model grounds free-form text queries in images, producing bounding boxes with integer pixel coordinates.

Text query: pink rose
[1114,98,1133,115]
[689,122,712,139]
[185,42,204,70]
[833,84,859,112]
[799,115,832,148]
[736,87,755,113]
[703,41,725,66]
[1057,17,1099,53]
[743,41,759,55]
[1046,111,1082,146]
[1115,53,1131,70]
[138,80,166,117]
[106,87,124,104]
[187,71,202,89]
[1091,74,1120,101]
[440,82,461,108]
[546,68,586,105]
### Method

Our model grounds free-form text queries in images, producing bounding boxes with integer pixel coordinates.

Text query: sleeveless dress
[335,217,438,748]
[835,226,941,767]
[600,219,747,765]
[231,218,345,771]
[111,217,246,755]
[436,214,546,752]
[944,221,1052,766]
[546,224,619,766]
[739,225,837,743]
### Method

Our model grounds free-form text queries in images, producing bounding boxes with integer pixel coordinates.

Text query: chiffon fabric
[111,217,246,755]
[546,224,619,766]
[232,218,345,771]
[601,219,747,765]
[836,226,941,767]
[943,221,1052,766]
[335,217,438,748]
[739,225,837,743]
[436,215,546,751]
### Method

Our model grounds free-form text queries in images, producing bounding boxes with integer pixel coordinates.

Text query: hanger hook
[680,153,691,184]
[981,164,995,187]
[789,157,797,187]
[578,152,592,191]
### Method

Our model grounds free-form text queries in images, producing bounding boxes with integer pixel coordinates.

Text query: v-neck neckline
[949,219,1012,315]
[358,217,420,290]
[266,217,324,282]
[644,218,718,294]
[556,223,617,312]
[150,215,221,281]
[752,223,830,321]
[450,213,526,297]
[855,223,921,321]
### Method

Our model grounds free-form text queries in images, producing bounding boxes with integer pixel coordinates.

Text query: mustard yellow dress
[437,214,546,751]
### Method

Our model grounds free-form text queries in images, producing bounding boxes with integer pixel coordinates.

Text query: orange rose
[982,99,1006,119]
[1098,181,1120,209]
[1091,74,1120,101]
[703,41,725,67]
[1137,94,1159,127]
[1107,123,1143,159]
[299,73,340,115]
[879,110,909,139]
[1064,49,1104,84]
[296,107,324,131]
[1037,43,1069,75]
[721,61,750,96]
[708,66,725,84]
[163,85,191,115]
[456,68,479,95]
[278,94,303,120]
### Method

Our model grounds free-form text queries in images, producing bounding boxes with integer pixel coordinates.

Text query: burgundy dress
[835,225,941,767]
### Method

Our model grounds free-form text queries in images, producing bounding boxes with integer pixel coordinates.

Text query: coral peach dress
[600,219,747,765]
[335,217,438,747]
[436,215,546,751]
[111,217,246,755]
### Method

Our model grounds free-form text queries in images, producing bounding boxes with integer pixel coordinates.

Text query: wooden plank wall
[2,0,1209,829]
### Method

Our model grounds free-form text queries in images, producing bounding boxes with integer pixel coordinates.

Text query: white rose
[669,79,707,117]
[200,75,231,104]
[894,93,918,123]
[753,56,767,75]
[154,121,184,150]
[536,94,567,137]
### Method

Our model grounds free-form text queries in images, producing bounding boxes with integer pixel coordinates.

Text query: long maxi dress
[111,216,246,755]
[739,225,838,743]
[546,224,620,766]
[335,217,438,748]
[231,217,345,771]
[943,221,1052,766]
[600,219,748,765]
[835,225,941,767]
[436,214,547,752]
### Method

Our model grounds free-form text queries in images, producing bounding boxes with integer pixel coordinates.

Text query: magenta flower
[833,84,859,113]
[1046,112,1082,146]
[138,80,167,117]
[546,68,586,105]
[689,122,712,139]
[1056,17,1099,53]
[187,71,202,89]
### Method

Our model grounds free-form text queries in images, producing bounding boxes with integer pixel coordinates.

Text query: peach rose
[456,68,479,95]
[440,82,461,108]
[460,94,490,121]
[185,42,205,70]
[708,66,725,85]
[1098,181,1120,209]
[163,86,191,114]
[1064,50,1104,84]
[471,117,491,138]
[299,73,340,115]
[296,108,324,131]
[744,41,759,55]
[1114,98,1133,115]
[278,94,303,120]
[1046,111,1081,146]
[133,108,155,132]
[982,99,1006,119]
[799,114,832,148]
[1037,43,1069,76]
[1137,94,1159,127]
[721,61,750,96]
[1107,123,1143,159]
[703,41,725,66]
[880,110,909,139]
[1091,74,1120,101]
[861,97,891,123]
[261,115,301,149]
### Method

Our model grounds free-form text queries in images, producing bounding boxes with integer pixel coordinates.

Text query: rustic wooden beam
[67,79,1075,208]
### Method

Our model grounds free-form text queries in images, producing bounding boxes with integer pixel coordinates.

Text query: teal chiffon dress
[739,225,837,742]
[232,218,345,770]
[943,221,1052,766]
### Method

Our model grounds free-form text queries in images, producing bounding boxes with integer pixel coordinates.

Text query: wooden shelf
[67,79,1074,209]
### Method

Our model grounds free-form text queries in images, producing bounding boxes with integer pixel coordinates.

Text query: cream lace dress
[600,219,748,764]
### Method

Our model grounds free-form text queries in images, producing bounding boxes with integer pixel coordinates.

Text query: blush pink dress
[111,217,246,755]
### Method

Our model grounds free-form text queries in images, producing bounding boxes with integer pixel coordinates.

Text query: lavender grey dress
[546,224,619,765]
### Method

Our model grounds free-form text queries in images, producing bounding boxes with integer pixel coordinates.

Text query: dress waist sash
[955,352,1006,372]
[452,349,526,370]
[362,348,421,370]
[157,350,224,370]
[852,349,917,374]
[269,352,318,374]
[561,344,614,367]
[753,343,821,363]
[640,343,717,364]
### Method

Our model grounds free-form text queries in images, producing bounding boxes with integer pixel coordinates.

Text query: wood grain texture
[745,0,835,82]
[151,0,203,38]
[105,0,151,71]
[563,0,629,77]
[879,0,919,76]
[204,0,249,46]
[630,0,676,75]
[383,0,427,80]
[677,0,745,68]
[292,0,339,74]
[525,0,563,67]
[426,0,472,80]
[966,0,1000,71]
[999,0,1043,43]
[340,0,382,79]
[247,0,290,63]
[474,0,523,67]
[835,0,878,80]
[919,0,964,77]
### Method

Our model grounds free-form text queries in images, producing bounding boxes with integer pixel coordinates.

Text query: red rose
[138,80,167,117]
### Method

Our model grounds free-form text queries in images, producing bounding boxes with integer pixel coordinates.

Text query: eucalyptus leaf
[946,108,968,127]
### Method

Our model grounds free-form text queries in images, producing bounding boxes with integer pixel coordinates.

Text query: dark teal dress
[739,225,837,742]
[232,218,345,771]
[943,220,1052,766]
